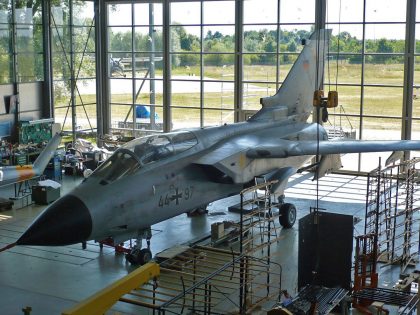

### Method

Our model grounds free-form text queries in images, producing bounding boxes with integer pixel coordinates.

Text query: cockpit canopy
[91,131,198,184]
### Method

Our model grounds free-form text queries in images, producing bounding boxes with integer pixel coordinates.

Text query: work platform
[0,172,416,314]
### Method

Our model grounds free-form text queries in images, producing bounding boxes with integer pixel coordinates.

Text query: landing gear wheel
[126,248,152,265]
[139,248,152,264]
[187,204,208,217]
[279,203,296,228]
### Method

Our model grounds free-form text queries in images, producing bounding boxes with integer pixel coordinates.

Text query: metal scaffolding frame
[364,158,420,271]
[117,246,282,315]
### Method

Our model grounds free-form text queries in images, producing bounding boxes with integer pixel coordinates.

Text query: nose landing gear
[279,203,297,228]
[125,227,153,265]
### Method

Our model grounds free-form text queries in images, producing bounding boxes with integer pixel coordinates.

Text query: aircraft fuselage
[76,120,325,242]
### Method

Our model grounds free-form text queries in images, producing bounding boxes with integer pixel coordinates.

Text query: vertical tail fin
[33,132,62,175]
[249,29,331,122]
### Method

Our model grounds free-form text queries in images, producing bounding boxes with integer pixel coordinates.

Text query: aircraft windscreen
[124,131,198,165]
[91,149,140,184]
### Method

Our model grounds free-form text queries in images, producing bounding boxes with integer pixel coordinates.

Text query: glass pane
[171,81,200,107]
[244,0,278,24]
[327,0,364,23]
[362,116,402,142]
[323,85,361,115]
[134,79,163,106]
[109,53,129,78]
[203,82,234,109]
[325,57,362,84]
[18,54,36,82]
[244,26,278,53]
[365,24,406,42]
[363,86,403,117]
[364,58,404,85]
[133,105,164,132]
[16,29,34,52]
[76,78,96,98]
[110,79,133,104]
[53,80,70,107]
[243,54,277,82]
[339,117,360,171]
[203,58,234,81]
[413,118,420,134]
[171,26,201,52]
[108,27,132,52]
[204,109,235,126]
[0,54,11,83]
[415,25,420,53]
[134,53,163,79]
[327,24,363,53]
[203,26,235,53]
[171,2,200,25]
[73,1,94,26]
[203,1,235,24]
[111,105,133,127]
[51,5,69,27]
[412,77,420,118]
[280,0,315,24]
[134,3,163,26]
[76,104,97,130]
[108,4,132,26]
[135,27,163,52]
[73,26,95,53]
[171,53,200,78]
[54,106,72,131]
[172,107,201,129]
[74,53,96,78]
[242,82,274,110]
[15,7,33,24]
[365,0,406,23]
[360,118,402,171]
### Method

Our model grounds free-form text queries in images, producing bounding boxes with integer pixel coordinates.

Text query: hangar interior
[1,0,420,314]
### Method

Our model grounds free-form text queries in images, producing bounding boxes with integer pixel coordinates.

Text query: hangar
[0,0,420,314]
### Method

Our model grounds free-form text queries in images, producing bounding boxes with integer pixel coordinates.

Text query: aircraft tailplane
[249,29,331,123]
[33,132,62,175]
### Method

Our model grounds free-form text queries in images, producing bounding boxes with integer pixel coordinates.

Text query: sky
[71,0,413,40]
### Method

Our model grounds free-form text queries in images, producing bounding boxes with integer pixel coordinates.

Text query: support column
[162,1,171,132]
[402,0,416,161]
[42,0,53,119]
[234,0,243,122]
[95,0,108,143]
[312,0,326,125]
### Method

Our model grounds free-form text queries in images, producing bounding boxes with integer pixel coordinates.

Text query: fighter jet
[0,132,62,187]
[15,29,420,264]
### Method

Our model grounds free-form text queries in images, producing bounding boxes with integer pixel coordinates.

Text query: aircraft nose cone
[17,195,92,246]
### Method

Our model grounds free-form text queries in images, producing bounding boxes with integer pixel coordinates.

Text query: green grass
[55,62,420,132]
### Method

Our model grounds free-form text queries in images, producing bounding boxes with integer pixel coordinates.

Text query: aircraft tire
[279,203,296,228]
[126,248,152,265]
[139,248,152,265]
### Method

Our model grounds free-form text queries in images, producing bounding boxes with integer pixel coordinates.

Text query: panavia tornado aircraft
[15,29,420,264]
[0,132,62,187]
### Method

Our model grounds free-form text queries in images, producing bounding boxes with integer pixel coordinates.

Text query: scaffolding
[117,246,282,315]
[239,178,282,256]
[364,158,420,271]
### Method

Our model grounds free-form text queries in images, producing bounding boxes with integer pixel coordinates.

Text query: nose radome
[17,195,92,246]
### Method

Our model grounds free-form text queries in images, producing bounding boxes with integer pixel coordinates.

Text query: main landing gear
[125,227,153,265]
[277,195,297,229]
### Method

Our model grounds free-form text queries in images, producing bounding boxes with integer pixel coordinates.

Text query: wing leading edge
[246,140,420,158]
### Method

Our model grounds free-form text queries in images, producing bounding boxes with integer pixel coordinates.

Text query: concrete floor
[0,172,414,314]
